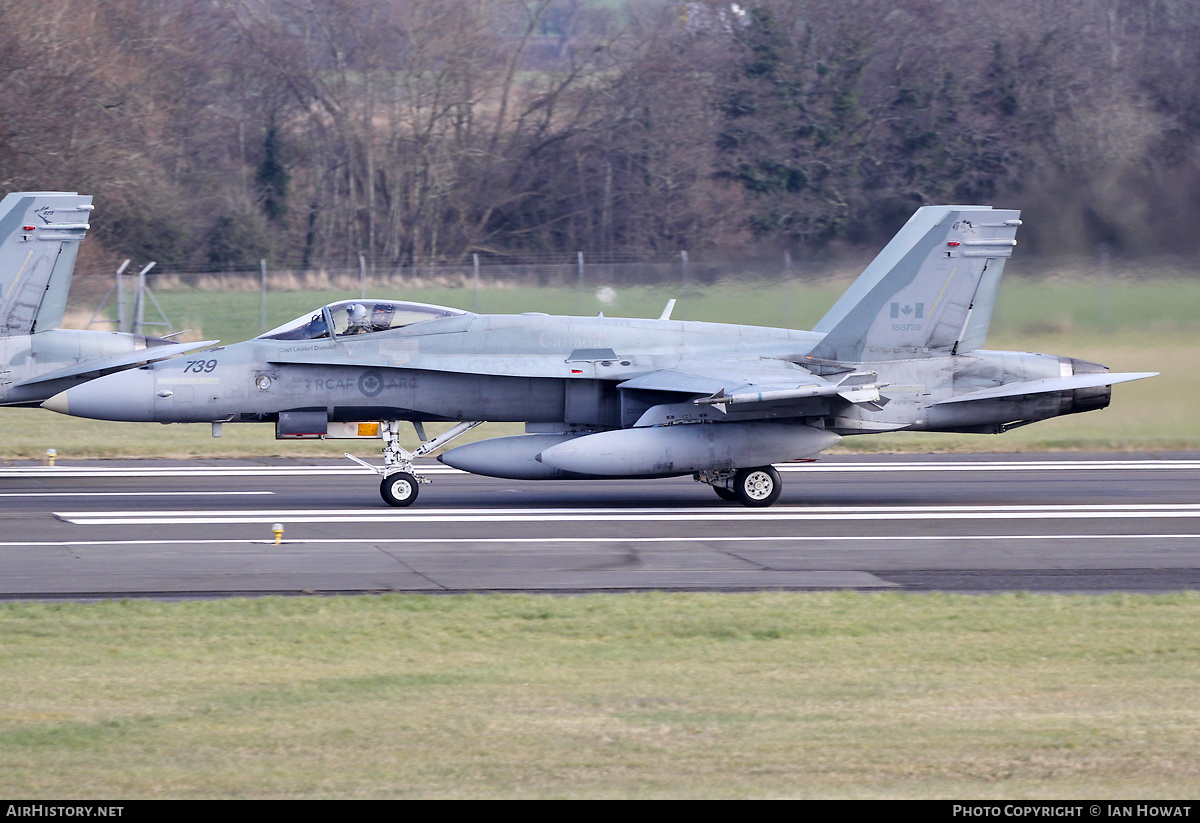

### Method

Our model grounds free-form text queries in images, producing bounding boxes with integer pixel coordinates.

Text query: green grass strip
[2,592,1198,798]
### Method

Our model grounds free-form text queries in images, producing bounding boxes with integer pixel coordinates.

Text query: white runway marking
[52,503,1200,526]
[782,460,1200,472]
[0,465,415,477]
[3,534,1199,548]
[4,458,1200,478]
[0,491,275,498]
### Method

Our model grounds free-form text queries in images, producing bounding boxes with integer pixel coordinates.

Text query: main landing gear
[696,465,782,507]
[345,420,482,507]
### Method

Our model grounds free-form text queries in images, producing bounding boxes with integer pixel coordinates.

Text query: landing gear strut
[345,420,482,507]
[696,465,782,507]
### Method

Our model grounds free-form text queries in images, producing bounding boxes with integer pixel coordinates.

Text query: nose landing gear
[345,420,483,507]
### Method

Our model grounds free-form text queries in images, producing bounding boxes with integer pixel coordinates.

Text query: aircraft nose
[41,367,157,421]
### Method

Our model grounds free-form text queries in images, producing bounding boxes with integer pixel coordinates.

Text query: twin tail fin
[0,191,93,336]
[809,205,1021,362]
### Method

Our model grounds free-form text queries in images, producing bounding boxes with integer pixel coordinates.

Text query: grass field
[2,591,1199,799]
[5,273,1195,459]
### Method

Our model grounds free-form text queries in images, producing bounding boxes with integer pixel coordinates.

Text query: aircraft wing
[14,340,220,387]
[617,359,888,425]
[616,359,818,396]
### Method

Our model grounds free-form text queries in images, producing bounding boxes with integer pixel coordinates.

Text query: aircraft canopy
[259,299,467,341]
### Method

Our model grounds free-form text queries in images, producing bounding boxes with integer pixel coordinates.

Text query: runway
[2,453,1199,598]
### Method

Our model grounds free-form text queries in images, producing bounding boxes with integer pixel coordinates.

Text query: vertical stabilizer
[0,192,93,336]
[808,205,1020,362]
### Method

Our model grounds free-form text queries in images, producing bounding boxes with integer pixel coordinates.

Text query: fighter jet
[0,191,216,408]
[42,205,1155,507]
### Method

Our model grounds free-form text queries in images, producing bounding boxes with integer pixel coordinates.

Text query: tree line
[2,0,1198,272]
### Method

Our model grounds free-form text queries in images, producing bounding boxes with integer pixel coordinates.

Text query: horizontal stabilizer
[15,340,219,387]
[935,372,1158,405]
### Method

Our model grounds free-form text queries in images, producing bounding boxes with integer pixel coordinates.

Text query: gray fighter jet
[42,205,1155,507]
[0,191,216,408]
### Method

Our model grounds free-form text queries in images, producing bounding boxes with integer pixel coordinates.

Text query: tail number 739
[183,359,218,373]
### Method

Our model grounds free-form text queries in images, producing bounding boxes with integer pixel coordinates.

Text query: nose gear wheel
[380,472,419,507]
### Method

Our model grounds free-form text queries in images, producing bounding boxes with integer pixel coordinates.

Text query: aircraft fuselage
[43,312,1100,437]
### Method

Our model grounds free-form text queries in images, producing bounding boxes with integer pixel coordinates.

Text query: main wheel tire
[733,466,781,507]
[713,486,738,502]
[380,472,419,507]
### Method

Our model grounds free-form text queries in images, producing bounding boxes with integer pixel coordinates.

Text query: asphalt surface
[2,452,1199,599]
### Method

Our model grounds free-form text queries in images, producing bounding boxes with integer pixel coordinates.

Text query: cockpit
[258,299,468,341]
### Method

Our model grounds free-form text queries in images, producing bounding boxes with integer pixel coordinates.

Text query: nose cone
[41,367,157,421]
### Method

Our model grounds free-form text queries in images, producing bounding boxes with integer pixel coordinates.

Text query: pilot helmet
[347,303,368,323]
